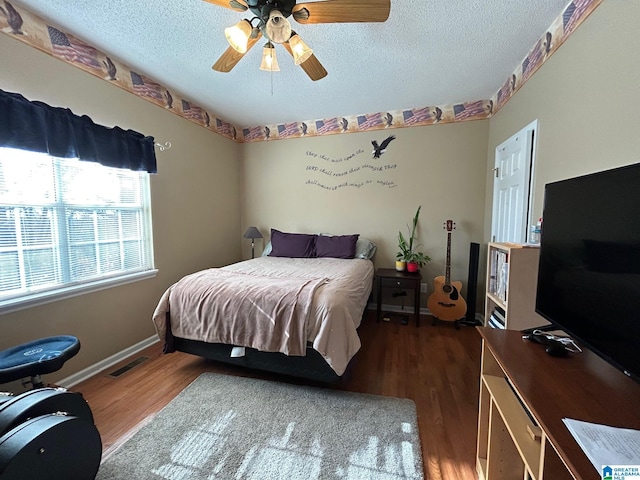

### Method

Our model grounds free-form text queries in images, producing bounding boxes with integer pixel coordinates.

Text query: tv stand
[476,327,640,480]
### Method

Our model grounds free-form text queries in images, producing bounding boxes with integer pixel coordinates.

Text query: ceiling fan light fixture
[289,33,313,65]
[260,42,280,72]
[224,19,252,53]
[265,9,292,44]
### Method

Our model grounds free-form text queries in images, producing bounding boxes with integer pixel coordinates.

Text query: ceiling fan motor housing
[247,0,296,22]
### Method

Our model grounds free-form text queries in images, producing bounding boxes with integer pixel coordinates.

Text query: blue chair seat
[0,336,80,385]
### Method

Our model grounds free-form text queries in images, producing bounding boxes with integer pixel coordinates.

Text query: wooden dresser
[476,327,640,479]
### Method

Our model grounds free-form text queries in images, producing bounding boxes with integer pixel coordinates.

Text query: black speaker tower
[463,242,481,325]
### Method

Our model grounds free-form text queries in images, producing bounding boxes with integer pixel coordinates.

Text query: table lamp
[243,226,263,259]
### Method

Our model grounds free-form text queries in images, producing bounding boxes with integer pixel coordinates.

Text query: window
[0,147,155,313]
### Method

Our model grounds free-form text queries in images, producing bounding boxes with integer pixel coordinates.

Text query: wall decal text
[305,148,398,190]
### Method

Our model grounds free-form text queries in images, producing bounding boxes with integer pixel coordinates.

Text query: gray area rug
[96,373,423,479]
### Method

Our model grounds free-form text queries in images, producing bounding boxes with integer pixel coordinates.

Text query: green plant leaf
[397,205,430,265]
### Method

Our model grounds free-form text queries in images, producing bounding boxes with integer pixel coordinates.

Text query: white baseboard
[59,335,159,388]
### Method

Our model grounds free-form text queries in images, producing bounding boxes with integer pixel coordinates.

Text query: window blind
[0,147,154,308]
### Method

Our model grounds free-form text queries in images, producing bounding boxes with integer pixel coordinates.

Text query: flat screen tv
[535,162,640,382]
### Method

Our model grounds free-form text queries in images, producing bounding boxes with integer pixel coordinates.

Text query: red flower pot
[407,262,419,273]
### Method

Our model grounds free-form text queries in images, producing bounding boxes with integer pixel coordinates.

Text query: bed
[152,232,376,382]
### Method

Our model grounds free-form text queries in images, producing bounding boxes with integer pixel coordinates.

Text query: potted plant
[396,205,431,273]
[396,233,410,271]
[405,250,431,272]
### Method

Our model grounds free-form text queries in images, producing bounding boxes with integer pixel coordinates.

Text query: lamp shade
[265,9,292,44]
[289,33,313,65]
[225,19,252,53]
[243,226,263,239]
[260,42,280,71]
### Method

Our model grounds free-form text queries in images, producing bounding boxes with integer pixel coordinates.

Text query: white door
[491,122,536,243]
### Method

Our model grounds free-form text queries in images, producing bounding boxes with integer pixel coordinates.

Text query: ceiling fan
[205,0,391,81]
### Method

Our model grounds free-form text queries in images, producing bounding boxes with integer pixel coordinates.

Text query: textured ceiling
[12,0,570,129]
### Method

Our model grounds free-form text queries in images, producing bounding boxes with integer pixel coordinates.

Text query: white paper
[563,418,640,471]
[230,346,245,358]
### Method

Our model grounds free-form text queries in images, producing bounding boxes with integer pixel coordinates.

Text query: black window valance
[0,89,157,173]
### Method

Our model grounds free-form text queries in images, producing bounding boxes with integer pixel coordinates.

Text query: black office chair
[0,336,80,389]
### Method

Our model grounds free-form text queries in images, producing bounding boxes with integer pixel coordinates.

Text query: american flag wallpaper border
[0,0,602,144]
[490,0,602,112]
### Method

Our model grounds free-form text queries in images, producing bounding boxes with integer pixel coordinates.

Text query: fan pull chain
[270,66,274,95]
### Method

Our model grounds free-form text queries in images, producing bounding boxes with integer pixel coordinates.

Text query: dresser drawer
[380,277,418,289]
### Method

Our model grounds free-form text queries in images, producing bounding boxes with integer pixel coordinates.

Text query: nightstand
[376,268,422,326]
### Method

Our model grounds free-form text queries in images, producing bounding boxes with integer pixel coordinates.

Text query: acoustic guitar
[427,220,467,324]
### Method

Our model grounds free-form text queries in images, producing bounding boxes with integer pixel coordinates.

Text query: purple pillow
[269,229,317,258]
[315,234,359,259]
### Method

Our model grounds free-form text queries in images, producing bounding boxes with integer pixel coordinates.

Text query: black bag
[0,387,94,436]
[0,395,12,409]
[0,388,101,480]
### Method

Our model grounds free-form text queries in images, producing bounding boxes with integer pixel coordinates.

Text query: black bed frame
[164,313,344,383]
[172,337,343,383]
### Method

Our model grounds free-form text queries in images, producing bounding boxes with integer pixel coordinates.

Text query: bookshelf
[485,242,548,331]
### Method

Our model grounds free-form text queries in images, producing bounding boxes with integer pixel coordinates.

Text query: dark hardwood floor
[73,311,483,479]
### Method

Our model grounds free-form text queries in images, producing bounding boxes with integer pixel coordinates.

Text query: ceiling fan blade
[282,42,328,81]
[201,0,248,12]
[212,33,261,72]
[298,55,328,81]
[293,0,390,24]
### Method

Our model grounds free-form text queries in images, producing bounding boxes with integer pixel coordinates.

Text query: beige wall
[0,34,242,388]
[485,1,640,237]
[242,121,489,307]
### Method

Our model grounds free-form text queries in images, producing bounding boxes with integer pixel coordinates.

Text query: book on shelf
[492,249,509,302]
[489,248,498,295]
[488,316,505,329]
[488,306,506,329]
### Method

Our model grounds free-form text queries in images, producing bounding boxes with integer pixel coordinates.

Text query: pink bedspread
[152,257,374,375]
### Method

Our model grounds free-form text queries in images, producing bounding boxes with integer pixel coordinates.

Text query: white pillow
[355,238,377,259]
